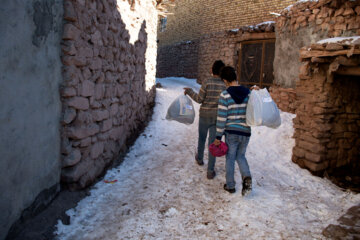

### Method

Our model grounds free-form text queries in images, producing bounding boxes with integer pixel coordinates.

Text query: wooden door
[238,39,275,88]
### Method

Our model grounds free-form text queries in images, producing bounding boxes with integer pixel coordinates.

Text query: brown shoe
[207,171,216,179]
[223,184,235,193]
[195,153,204,166]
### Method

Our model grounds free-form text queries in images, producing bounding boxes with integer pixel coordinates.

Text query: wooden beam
[335,66,360,76]
[236,32,275,42]
[300,49,360,59]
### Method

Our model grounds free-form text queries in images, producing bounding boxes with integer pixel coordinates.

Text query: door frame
[237,39,275,88]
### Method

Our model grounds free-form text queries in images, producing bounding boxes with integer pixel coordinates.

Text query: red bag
[209,141,228,157]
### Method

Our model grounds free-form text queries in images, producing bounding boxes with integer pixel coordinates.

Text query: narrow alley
[55,77,360,240]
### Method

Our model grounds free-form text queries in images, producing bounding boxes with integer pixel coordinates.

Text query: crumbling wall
[292,40,360,174]
[274,0,360,88]
[0,0,63,239]
[60,0,158,190]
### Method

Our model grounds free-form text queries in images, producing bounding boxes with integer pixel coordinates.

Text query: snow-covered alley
[55,77,360,240]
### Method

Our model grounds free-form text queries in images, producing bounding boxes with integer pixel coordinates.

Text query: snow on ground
[55,77,360,240]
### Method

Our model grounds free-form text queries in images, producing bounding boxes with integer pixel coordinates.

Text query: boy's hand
[213,139,221,146]
[183,87,191,95]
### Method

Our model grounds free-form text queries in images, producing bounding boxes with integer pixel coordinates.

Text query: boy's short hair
[220,66,237,82]
[212,60,225,75]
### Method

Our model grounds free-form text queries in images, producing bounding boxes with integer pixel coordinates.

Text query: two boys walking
[184,60,252,196]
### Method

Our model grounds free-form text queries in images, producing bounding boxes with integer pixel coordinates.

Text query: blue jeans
[197,116,216,173]
[225,133,251,189]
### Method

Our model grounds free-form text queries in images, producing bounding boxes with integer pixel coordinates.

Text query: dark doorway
[237,39,275,88]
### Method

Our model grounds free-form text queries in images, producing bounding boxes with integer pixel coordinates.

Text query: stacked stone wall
[60,0,158,189]
[292,41,360,174]
[269,86,297,114]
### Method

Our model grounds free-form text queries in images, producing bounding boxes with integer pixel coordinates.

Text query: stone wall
[269,86,297,114]
[60,0,158,190]
[0,0,63,239]
[156,40,199,79]
[157,0,296,47]
[292,40,360,175]
[274,0,360,88]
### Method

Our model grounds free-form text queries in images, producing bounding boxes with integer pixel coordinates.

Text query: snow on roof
[227,21,275,33]
[317,36,360,45]
[285,0,318,11]
[256,21,275,26]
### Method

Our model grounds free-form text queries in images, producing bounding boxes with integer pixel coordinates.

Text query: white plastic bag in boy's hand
[246,88,281,128]
[166,94,195,125]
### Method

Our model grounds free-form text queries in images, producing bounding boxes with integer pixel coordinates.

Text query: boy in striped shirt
[213,66,252,196]
[184,60,225,179]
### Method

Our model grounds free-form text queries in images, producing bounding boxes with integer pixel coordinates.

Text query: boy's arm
[185,81,207,104]
[215,92,228,140]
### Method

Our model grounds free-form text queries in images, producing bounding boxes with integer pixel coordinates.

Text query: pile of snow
[317,36,360,45]
[55,77,360,239]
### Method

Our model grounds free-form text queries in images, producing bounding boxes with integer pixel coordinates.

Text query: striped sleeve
[216,92,228,139]
[187,81,207,104]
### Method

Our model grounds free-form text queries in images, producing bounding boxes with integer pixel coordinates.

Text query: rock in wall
[60,0,158,190]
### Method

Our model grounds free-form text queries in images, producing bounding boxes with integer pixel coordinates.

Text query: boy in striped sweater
[213,66,252,196]
[184,60,225,179]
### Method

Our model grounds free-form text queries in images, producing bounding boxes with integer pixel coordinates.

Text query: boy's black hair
[220,66,237,82]
[212,60,225,75]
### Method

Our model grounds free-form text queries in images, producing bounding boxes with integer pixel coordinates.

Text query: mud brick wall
[292,42,360,174]
[157,0,296,47]
[269,86,297,114]
[274,0,360,88]
[156,40,199,79]
[60,0,158,189]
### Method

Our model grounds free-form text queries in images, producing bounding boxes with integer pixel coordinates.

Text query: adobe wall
[157,22,276,82]
[0,0,63,239]
[157,0,296,80]
[274,0,360,88]
[60,0,158,190]
[158,0,296,47]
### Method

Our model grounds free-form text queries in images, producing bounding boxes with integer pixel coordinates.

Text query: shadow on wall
[156,40,199,79]
[60,0,156,190]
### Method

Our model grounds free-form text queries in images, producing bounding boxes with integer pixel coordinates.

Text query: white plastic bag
[166,94,195,125]
[246,88,281,128]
